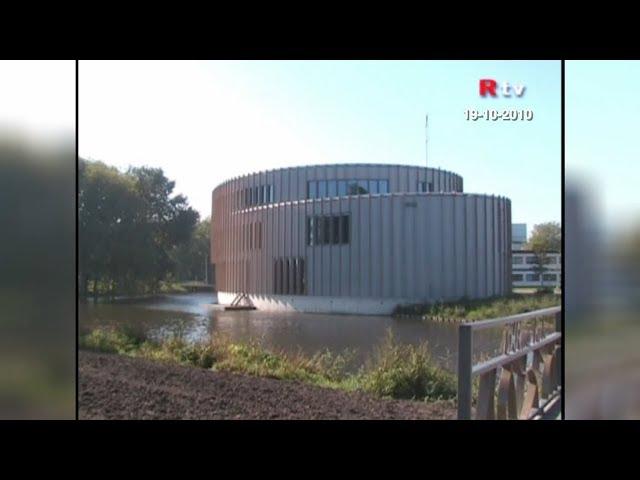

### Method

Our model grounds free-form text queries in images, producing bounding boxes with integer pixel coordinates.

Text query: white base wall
[218,291,417,315]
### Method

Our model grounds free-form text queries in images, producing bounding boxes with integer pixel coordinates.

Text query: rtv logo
[479,79,526,97]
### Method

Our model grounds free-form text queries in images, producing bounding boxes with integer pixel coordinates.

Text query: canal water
[79,293,504,372]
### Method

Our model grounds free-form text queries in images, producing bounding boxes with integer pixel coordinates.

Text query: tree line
[79,158,210,300]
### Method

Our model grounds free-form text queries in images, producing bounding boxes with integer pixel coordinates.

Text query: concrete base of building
[217,291,420,315]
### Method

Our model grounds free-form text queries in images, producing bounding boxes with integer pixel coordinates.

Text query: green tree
[79,159,138,300]
[79,159,199,298]
[170,217,211,282]
[526,222,561,288]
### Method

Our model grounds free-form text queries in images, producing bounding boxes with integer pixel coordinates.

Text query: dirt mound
[79,351,455,420]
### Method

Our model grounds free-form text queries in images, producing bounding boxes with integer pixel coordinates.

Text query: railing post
[555,310,562,402]
[458,324,473,420]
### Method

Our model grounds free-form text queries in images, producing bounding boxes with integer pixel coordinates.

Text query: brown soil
[79,351,456,420]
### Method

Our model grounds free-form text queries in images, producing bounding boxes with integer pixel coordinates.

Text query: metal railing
[457,306,562,420]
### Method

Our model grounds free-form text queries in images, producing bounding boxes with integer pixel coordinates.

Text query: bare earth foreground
[79,351,455,420]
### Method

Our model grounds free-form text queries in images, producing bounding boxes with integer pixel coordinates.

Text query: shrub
[359,331,456,401]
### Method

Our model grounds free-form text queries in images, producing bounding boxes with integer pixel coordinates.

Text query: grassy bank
[393,292,560,322]
[79,327,456,403]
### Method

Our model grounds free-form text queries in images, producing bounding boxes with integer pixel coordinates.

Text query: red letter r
[479,79,497,97]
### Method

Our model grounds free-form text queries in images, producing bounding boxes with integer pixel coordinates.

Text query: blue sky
[566,61,640,233]
[80,60,561,231]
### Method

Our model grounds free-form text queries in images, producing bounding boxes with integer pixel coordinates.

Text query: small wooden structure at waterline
[224,292,256,311]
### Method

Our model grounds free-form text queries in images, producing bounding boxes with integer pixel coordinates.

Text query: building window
[512,256,523,264]
[340,214,349,244]
[242,222,262,250]
[257,222,262,249]
[306,217,314,246]
[322,216,331,244]
[308,181,317,199]
[526,256,538,265]
[418,181,434,193]
[306,214,350,246]
[274,257,306,295]
[239,185,273,207]
[307,179,389,199]
[338,180,347,196]
[543,274,557,282]
[512,274,523,281]
[526,274,540,282]
[332,216,340,244]
[328,180,337,197]
[318,180,327,198]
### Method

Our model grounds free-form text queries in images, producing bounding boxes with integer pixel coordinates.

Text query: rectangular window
[512,256,523,264]
[308,181,317,199]
[258,222,262,249]
[357,180,368,194]
[543,274,556,282]
[332,215,340,244]
[318,180,327,198]
[299,258,305,295]
[341,215,350,244]
[323,216,331,244]
[315,215,322,245]
[306,214,351,246]
[379,180,389,194]
[512,274,523,281]
[328,180,337,197]
[526,256,538,265]
[526,274,540,282]
[259,186,264,205]
[338,180,347,196]
[283,258,291,295]
[269,185,274,203]
[273,260,278,294]
[428,181,434,192]
[348,180,359,195]
[289,258,298,295]
[369,180,379,194]
[306,217,314,246]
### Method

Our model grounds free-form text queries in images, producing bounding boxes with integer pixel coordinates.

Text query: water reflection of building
[212,164,511,314]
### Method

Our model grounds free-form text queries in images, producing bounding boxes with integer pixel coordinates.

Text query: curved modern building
[212,164,511,314]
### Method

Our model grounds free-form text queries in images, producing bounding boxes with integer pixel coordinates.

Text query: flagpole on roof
[425,114,429,168]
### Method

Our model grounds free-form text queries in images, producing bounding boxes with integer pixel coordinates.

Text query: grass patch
[79,326,455,402]
[394,293,559,322]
